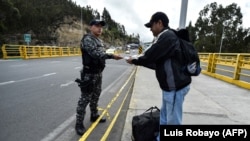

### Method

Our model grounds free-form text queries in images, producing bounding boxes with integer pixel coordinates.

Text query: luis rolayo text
[160,126,248,140]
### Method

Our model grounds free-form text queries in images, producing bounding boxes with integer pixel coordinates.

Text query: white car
[125,50,130,54]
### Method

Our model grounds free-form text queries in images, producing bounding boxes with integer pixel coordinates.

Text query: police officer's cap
[89,19,106,26]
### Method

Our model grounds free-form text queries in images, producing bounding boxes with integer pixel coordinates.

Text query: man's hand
[125,57,133,64]
[113,54,123,60]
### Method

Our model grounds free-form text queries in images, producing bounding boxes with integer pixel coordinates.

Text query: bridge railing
[2,44,249,90]
[1,44,81,59]
[199,53,250,90]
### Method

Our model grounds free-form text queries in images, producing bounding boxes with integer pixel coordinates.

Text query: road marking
[16,73,56,82]
[74,66,82,70]
[53,128,76,141]
[40,115,76,141]
[100,71,134,141]
[0,73,56,86]
[0,81,15,86]
[43,73,56,77]
[60,81,74,87]
[79,68,136,141]
[40,68,132,141]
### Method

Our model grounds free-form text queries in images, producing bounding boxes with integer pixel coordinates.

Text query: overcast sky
[74,0,250,42]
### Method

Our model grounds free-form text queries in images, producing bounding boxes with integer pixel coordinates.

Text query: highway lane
[0,56,135,141]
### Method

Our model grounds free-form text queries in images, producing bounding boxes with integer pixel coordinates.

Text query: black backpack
[172,29,201,76]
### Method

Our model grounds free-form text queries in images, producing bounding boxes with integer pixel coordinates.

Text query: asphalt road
[0,56,135,141]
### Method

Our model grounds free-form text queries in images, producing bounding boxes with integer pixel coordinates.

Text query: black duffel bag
[131,106,160,141]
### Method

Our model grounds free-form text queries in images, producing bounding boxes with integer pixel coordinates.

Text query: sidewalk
[121,66,250,141]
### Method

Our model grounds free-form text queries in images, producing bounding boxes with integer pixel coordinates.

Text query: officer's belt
[83,65,102,73]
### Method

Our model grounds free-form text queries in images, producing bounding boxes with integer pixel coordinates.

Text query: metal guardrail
[199,53,250,90]
[1,44,81,59]
[1,44,249,90]
[1,44,125,59]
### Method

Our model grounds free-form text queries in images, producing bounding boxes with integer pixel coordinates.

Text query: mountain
[0,0,139,48]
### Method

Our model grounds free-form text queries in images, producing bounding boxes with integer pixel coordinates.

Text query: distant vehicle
[106,48,116,54]
[127,43,139,49]
[125,50,130,54]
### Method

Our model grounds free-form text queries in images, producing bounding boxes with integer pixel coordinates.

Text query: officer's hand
[113,54,123,60]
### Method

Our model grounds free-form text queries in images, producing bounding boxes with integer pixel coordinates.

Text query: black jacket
[80,33,113,73]
[132,29,191,91]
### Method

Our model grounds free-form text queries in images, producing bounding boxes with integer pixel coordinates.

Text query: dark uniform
[75,33,114,135]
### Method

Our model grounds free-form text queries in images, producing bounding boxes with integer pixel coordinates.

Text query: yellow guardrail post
[49,47,52,57]
[19,46,23,58]
[54,47,57,56]
[41,47,44,57]
[73,48,76,55]
[67,47,70,56]
[57,47,60,56]
[38,47,41,57]
[210,53,218,73]
[60,48,63,56]
[2,44,7,59]
[207,53,213,72]
[22,46,28,59]
[32,47,35,57]
[233,54,243,80]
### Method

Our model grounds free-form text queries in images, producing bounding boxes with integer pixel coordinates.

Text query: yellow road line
[78,67,137,141]
[100,74,134,141]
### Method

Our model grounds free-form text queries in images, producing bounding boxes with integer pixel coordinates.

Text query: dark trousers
[76,72,102,121]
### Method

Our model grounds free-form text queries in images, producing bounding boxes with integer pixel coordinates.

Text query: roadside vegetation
[0,1,249,59]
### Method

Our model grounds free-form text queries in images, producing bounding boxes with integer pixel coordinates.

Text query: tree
[0,0,139,48]
[0,0,21,33]
[193,2,249,53]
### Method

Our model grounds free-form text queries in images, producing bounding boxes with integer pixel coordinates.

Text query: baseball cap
[89,19,106,26]
[145,12,169,28]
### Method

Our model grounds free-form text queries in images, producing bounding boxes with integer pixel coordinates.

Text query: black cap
[145,12,169,28]
[89,19,106,26]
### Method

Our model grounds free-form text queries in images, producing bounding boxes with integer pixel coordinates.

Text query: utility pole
[81,7,83,34]
[179,0,188,29]
[219,26,225,54]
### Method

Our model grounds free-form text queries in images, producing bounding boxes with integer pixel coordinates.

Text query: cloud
[75,0,250,42]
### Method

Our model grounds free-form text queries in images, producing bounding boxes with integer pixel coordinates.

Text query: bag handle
[143,106,160,114]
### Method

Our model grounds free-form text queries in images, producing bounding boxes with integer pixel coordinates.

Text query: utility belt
[82,65,104,74]
[76,65,103,88]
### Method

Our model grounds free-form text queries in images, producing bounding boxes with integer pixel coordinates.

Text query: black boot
[90,113,106,123]
[75,120,86,136]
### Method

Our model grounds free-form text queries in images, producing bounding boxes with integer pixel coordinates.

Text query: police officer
[75,19,123,136]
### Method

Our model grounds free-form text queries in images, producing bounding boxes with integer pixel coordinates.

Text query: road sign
[138,45,143,54]
[24,34,31,43]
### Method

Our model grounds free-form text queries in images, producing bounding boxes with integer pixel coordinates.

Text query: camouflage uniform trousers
[76,72,102,122]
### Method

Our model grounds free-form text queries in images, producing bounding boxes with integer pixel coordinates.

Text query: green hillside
[0,0,140,47]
